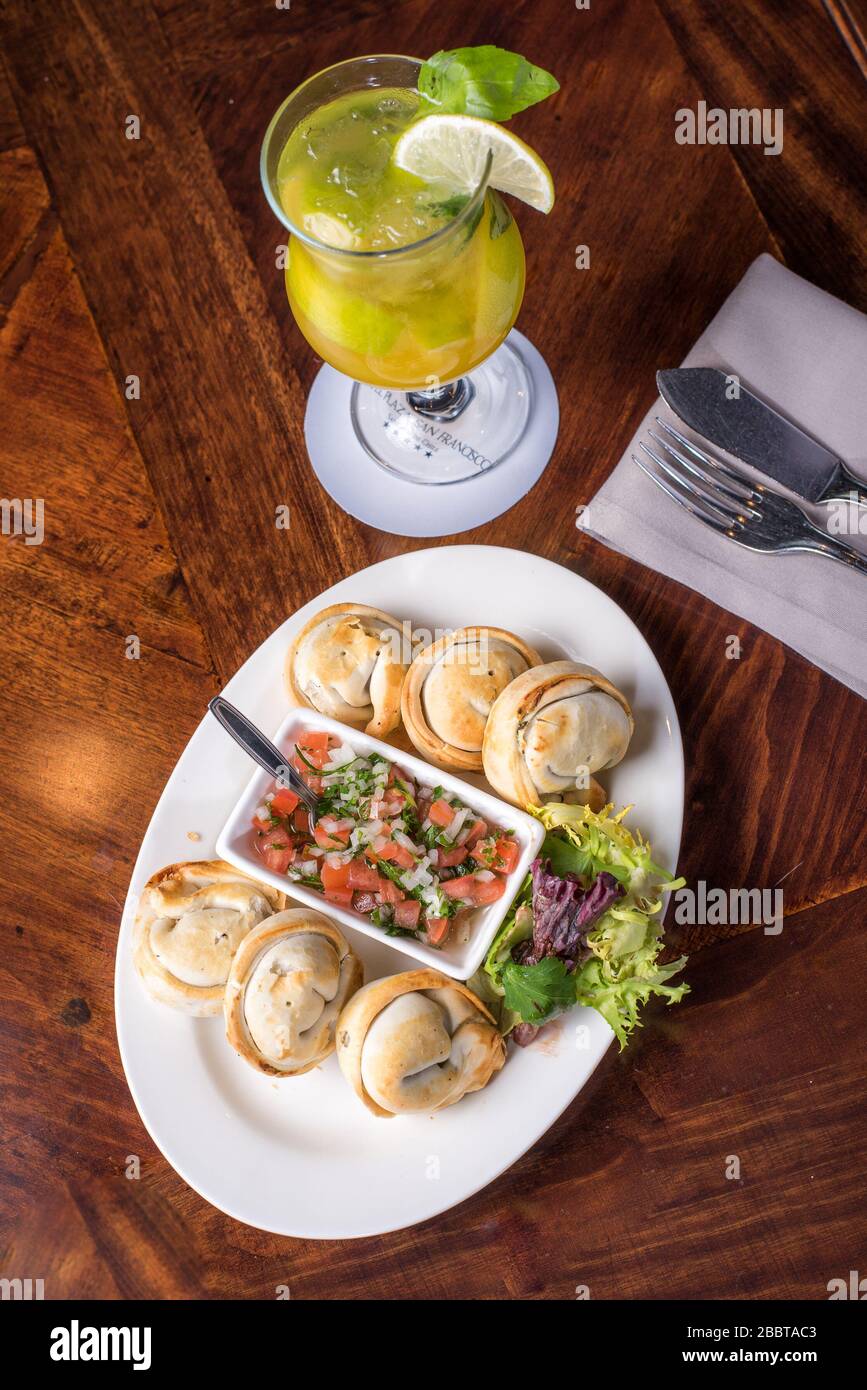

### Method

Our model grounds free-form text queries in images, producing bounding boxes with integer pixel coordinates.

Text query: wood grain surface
[1,0,865,1299]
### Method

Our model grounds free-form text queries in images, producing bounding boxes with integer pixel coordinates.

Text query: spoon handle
[208,697,319,817]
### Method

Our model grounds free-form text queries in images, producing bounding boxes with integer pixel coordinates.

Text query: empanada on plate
[401,626,541,772]
[225,909,363,1076]
[336,969,505,1116]
[134,860,284,1017]
[286,602,408,738]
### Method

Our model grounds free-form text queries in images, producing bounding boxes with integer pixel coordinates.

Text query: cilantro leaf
[501,957,575,1024]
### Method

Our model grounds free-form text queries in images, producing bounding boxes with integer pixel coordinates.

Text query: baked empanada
[482,660,633,810]
[401,626,541,772]
[225,908,362,1076]
[336,969,505,1116]
[133,860,285,1016]
[286,603,408,738]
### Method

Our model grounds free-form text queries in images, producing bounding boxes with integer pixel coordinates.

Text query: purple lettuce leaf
[512,858,624,970]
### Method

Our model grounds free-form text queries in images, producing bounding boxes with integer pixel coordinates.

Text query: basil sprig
[419,46,559,121]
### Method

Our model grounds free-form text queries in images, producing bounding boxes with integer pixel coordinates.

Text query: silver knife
[657,367,867,508]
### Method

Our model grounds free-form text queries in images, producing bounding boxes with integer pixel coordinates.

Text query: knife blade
[656,367,867,506]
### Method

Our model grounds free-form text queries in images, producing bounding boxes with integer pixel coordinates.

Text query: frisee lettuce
[479,802,688,1049]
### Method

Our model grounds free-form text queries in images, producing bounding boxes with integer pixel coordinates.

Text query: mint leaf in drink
[488,189,513,239]
[424,191,471,219]
[419,46,559,121]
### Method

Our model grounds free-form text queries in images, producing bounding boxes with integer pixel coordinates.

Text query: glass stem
[405,377,475,421]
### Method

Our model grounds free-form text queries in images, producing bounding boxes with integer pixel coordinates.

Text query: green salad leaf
[419,46,559,121]
[501,957,575,1024]
[483,802,688,1048]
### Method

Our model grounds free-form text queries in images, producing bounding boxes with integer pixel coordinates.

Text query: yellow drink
[276,87,525,389]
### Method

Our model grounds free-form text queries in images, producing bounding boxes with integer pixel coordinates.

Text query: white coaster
[304,329,559,537]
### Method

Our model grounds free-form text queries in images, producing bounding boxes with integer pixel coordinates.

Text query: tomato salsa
[251,731,517,949]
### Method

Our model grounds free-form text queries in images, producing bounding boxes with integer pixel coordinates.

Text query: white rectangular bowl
[215,707,544,980]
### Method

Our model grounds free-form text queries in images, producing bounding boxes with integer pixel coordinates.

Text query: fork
[633,419,867,575]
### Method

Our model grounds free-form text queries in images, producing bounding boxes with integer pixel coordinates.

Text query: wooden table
[2,0,865,1299]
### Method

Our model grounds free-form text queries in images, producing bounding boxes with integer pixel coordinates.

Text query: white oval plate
[114,546,684,1238]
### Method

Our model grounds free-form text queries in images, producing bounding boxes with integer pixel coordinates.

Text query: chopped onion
[475,869,495,882]
[446,807,469,842]
[323,743,357,769]
[360,819,385,840]
[392,829,418,854]
[372,835,389,854]
[325,851,350,869]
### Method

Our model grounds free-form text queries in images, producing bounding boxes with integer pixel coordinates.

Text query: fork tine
[648,430,755,505]
[632,453,734,535]
[639,441,741,527]
[655,418,761,497]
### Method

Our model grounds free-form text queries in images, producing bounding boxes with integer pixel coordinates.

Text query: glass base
[304,328,558,537]
[350,339,533,486]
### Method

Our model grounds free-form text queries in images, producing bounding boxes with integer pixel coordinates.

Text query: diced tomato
[252,814,273,834]
[352,891,379,914]
[492,837,519,874]
[291,731,331,791]
[378,840,415,870]
[470,876,506,904]
[293,806,310,833]
[464,818,488,848]
[437,845,467,869]
[259,844,295,874]
[296,731,330,767]
[441,874,476,900]
[429,798,454,828]
[321,859,351,891]
[270,787,300,817]
[377,879,405,905]
[348,858,382,891]
[323,886,354,907]
[425,916,450,945]
[291,759,322,793]
[314,822,351,850]
[394,899,421,929]
[441,873,506,905]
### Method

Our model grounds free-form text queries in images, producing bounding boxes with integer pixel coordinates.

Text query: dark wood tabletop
[2,0,865,1300]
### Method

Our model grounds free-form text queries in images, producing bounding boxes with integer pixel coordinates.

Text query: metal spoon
[208,696,321,826]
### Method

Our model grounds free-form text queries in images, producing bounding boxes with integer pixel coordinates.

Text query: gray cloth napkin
[577,254,867,697]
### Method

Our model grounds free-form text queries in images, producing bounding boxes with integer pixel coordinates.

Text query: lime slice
[393,114,555,213]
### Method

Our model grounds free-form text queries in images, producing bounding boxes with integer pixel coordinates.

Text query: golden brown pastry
[133,861,284,1017]
[336,969,505,1117]
[225,909,362,1077]
[482,660,633,810]
[401,626,541,772]
[285,602,408,738]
